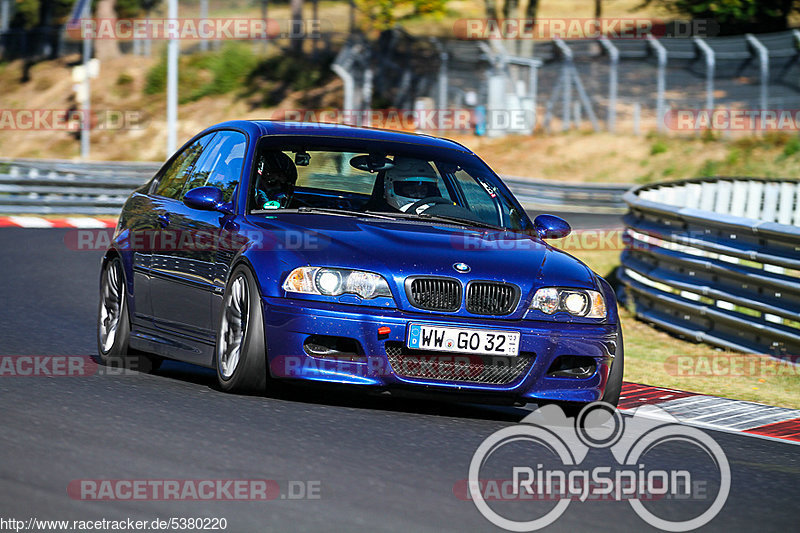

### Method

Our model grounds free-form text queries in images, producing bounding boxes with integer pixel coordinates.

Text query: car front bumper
[262,297,618,404]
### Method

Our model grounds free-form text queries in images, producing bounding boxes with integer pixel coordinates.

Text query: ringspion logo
[467,403,730,531]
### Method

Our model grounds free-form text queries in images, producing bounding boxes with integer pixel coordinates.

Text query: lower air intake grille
[385,342,534,385]
[407,277,461,312]
[465,282,520,315]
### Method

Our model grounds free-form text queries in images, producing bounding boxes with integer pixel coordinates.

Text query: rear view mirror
[534,214,571,240]
[350,154,394,172]
[184,186,230,213]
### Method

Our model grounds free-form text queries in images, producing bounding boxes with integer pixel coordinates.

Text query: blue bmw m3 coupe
[98,121,623,408]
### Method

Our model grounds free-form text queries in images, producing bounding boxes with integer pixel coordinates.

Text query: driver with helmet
[383,158,443,212]
[253,151,298,209]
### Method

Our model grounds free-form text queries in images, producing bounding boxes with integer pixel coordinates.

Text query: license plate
[406,324,520,356]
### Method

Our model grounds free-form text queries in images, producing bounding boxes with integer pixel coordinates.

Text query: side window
[182,130,246,202]
[154,134,214,199]
[452,169,501,226]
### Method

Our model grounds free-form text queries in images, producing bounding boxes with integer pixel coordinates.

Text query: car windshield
[249,147,530,231]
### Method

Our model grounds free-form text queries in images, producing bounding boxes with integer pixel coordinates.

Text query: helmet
[255,151,298,203]
[383,158,441,212]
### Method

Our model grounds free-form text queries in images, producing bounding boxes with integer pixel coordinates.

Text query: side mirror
[183,186,230,213]
[534,214,571,240]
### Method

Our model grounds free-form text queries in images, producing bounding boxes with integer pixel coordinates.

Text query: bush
[650,139,668,155]
[143,44,257,103]
[783,136,800,157]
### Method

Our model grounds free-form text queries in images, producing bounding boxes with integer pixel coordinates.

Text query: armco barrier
[618,177,800,360]
[0,159,160,215]
[0,159,628,215]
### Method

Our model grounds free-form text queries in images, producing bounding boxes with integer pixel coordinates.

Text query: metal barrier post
[362,67,373,126]
[647,34,667,132]
[599,36,619,132]
[80,1,91,160]
[694,36,715,110]
[200,0,209,52]
[0,0,9,32]
[553,39,573,131]
[332,63,354,123]
[431,38,448,113]
[746,33,769,110]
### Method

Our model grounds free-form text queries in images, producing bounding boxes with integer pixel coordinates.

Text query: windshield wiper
[294,207,397,220]
[369,210,504,231]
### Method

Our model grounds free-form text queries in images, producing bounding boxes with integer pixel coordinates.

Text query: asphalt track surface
[1,226,798,532]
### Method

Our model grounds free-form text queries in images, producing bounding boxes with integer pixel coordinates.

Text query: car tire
[555,323,624,416]
[600,324,624,407]
[215,264,268,394]
[97,256,161,373]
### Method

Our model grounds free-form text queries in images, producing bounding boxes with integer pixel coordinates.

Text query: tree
[355,0,450,32]
[290,0,304,53]
[94,0,121,60]
[642,0,800,35]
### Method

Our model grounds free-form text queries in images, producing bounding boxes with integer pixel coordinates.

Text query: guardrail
[0,159,628,216]
[618,177,800,360]
[0,159,160,215]
[503,177,629,213]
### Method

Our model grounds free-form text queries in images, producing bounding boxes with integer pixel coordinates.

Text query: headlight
[530,288,606,318]
[282,267,392,299]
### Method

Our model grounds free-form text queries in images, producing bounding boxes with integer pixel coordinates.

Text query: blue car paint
[106,121,620,403]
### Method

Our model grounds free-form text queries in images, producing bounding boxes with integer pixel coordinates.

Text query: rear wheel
[97,256,161,373]
[215,265,268,394]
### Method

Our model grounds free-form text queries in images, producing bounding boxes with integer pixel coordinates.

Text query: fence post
[80,1,92,160]
[599,36,619,132]
[553,39,573,131]
[431,38,448,113]
[362,67,373,126]
[200,0,209,52]
[332,63,354,123]
[647,35,667,132]
[694,36,715,110]
[745,33,769,111]
[166,0,179,157]
[0,0,9,32]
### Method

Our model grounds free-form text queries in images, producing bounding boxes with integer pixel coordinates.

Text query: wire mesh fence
[332,28,800,137]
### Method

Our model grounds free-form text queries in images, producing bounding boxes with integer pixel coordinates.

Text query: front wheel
[215,265,268,394]
[97,256,161,373]
[556,324,624,416]
[599,323,624,406]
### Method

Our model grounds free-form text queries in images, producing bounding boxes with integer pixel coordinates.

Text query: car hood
[248,213,597,292]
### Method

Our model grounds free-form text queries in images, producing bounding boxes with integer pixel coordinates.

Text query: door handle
[157,213,170,228]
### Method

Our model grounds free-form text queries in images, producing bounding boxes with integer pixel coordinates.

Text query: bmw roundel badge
[453,262,471,273]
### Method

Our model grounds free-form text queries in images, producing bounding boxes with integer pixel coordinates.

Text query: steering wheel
[406,196,452,214]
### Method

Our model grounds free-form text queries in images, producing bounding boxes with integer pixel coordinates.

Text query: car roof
[202,120,474,155]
